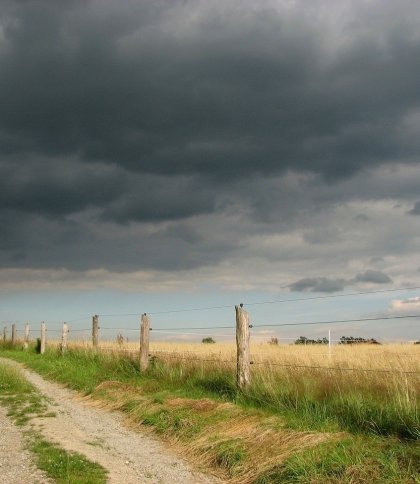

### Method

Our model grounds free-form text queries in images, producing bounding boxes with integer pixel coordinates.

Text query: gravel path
[0,406,52,484]
[0,358,221,484]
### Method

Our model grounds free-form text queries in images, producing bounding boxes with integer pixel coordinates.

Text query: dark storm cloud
[1,0,420,275]
[1,0,420,181]
[0,211,236,272]
[0,159,126,218]
[0,156,219,223]
[101,175,217,223]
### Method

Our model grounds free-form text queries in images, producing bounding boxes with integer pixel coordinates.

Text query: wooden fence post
[235,304,251,390]
[24,323,30,346]
[140,313,150,372]
[11,323,16,345]
[92,315,99,349]
[40,322,46,355]
[61,323,69,355]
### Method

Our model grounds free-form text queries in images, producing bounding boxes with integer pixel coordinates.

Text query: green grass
[0,359,107,483]
[244,380,420,440]
[213,438,246,476]
[30,436,107,484]
[0,363,49,425]
[255,437,420,483]
[1,344,419,483]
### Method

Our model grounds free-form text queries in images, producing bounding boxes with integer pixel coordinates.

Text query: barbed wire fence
[2,285,420,389]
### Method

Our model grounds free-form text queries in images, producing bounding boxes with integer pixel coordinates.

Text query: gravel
[0,406,52,484]
[0,358,222,484]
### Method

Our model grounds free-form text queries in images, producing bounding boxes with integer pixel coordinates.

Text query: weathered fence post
[24,323,30,348]
[61,322,69,355]
[235,304,251,390]
[40,321,46,355]
[92,315,99,349]
[3,326,6,342]
[11,323,16,345]
[140,313,150,372]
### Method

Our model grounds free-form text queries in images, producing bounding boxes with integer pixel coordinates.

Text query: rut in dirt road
[0,358,222,484]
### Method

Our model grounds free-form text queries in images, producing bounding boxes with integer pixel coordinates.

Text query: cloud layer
[0,0,419,291]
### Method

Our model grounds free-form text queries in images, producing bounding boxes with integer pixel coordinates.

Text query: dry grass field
[72,339,419,373]
[2,339,419,482]
[66,340,420,431]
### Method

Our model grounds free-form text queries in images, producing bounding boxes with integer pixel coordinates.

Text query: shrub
[202,337,216,344]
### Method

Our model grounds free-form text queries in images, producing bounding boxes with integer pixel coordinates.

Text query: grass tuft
[30,435,107,484]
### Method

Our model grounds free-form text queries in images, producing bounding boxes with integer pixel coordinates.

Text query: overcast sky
[1,0,419,341]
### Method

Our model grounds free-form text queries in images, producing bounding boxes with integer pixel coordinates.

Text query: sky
[0,0,419,343]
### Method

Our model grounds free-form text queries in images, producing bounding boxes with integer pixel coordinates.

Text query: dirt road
[0,358,221,484]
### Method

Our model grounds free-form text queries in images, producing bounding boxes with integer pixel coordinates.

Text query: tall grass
[4,340,418,439]
[145,345,419,439]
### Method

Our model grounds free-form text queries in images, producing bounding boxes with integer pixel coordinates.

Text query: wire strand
[252,313,420,328]
[95,285,420,317]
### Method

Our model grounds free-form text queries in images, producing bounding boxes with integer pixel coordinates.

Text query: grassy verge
[0,361,107,483]
[1,344,419,483]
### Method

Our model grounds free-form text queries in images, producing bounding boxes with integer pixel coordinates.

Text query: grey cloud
[101,175,217,224]
[0,158,220,224]
[408,201,420,215]
[289,277,345,293]
[1,0,420,278]
[0,211,237,272]
[354,270,392,284]
[0,159,126,218]
[290,269,393,293]
[1,0,420,182]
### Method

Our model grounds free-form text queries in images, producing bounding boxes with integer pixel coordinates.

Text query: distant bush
[294,336,328,345]
[339,336,380,345]
[268,337,279,345]
[202,337,216,344]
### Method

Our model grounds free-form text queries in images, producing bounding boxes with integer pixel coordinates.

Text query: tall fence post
[40,322,46,355]
[235,304,251,390]
[140,313,150,372]
[3,326,6,342]
[61,322,69,355]
[11,323,16,345]
[92,315,99,349]
[24,323,30,346]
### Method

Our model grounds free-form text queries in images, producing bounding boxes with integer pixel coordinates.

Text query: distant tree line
[294,335,381,345]
[294,336,329,345]
[338,336,380,344]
